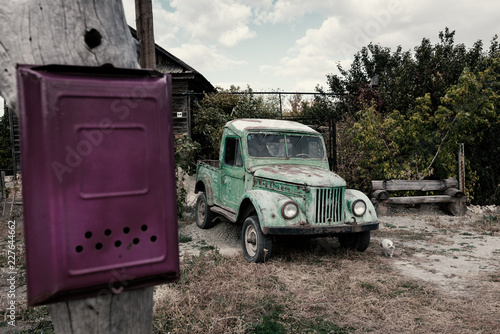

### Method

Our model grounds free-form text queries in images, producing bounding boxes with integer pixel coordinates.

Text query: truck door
[221,136,245,210]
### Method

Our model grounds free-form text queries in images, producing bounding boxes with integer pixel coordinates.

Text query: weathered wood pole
[135,0,156,69]
[0,1,155,333]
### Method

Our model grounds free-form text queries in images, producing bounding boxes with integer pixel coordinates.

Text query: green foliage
[175,135,201,217]
[331,29,500,204]
[328,28,486,119]
[192,86,281,159]
[0,105,13,174]
[337,56,499,203]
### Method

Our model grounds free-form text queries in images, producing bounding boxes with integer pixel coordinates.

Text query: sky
[0,0,498,118]
[122,0,500,93]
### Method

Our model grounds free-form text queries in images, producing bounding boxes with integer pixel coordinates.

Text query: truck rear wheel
[242,216,272,263]
[338,231,370,252]
[196,193,216,229]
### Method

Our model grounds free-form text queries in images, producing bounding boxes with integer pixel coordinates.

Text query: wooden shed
[130,28,215,137]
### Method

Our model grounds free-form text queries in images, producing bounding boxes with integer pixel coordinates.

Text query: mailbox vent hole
[150,235,157,243]
[114,240,122,248]
[141,225,148,232]
[104,229,112,236]
[133,238,140,245]
[95,243,103,250]
[123,227,130,234]
[76,245,83,253]
[85,231,93,239]
[84,28,102,49]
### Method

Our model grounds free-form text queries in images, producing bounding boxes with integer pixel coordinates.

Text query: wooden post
[49,287,154,334]
[458,143,465,192]
[0,1,155,333]
[135,0,156,69]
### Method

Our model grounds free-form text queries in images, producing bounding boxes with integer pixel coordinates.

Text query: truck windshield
[247,133,325,159]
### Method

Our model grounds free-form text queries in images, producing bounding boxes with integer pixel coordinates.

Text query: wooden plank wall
[171,79,190,137]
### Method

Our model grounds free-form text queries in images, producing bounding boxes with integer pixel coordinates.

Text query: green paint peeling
[195,119,378,235]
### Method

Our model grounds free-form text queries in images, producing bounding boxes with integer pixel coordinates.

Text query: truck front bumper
[262,221,379,236]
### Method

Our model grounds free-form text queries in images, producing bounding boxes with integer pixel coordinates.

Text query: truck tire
[338,231,370,252]
[196,193,216,229]
[356,231,371,252]
[242,215,272,263]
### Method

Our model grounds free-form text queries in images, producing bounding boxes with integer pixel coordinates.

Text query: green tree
[0,104,13,174]
[192,86,280,159]
[437,58,500,203]
[338,57,499,203]
[327,28,486,120]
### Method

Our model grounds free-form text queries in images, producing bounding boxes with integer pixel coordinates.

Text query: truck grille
[315,187,344,224]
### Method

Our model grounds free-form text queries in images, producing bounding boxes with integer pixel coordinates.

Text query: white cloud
[252,0,330,24]
[125,0,256,48]
[166,0,256,47]
[122,0,136,28]
[169,43,247,72]
[219,25,256,48]
[123,0,500,92]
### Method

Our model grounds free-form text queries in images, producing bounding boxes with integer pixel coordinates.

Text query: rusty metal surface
[251,165,346,188]
[263,221,379,235]
[195,118,379,237]
[227,119,319,137]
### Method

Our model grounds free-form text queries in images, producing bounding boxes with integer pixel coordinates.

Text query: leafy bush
[175,135,201,217]
[192,86,280,160]
[331,30,500,204]
[0,105,13,174]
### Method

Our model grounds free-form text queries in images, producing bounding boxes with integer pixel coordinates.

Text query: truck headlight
[282,201,298,219]
[352,199,366,217]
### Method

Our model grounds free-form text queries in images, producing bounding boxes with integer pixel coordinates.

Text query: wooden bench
[370,178,467,216]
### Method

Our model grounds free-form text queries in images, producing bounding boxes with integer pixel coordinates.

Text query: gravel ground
[178,204,500,297]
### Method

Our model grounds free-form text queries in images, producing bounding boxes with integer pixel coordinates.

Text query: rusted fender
[237,190,307,231]
[344,189,377,223]
[195,173,216,206]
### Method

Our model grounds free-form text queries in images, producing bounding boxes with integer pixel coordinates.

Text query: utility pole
[135,0,156,69]
[0,1,153,332]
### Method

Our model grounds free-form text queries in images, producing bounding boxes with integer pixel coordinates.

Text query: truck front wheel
[338,231,371,252]
[242,216,272,263]
[196,193,216,229]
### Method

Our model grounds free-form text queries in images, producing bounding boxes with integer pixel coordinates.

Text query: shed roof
[129,27,214,92]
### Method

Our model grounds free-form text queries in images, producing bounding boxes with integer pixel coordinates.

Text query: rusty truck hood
[250,165,346,188]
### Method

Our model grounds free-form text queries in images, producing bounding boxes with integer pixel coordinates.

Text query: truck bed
[198,160,219,168]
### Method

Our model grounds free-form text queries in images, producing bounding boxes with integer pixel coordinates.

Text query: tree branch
[426,113,459,172]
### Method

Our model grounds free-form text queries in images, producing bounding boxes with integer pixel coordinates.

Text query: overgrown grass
[471,213,500,235]
[152,245,500,333]
[2,210,500,333]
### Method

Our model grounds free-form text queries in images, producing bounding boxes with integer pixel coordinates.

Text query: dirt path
[376,207,500,296]
[178,205,500,297]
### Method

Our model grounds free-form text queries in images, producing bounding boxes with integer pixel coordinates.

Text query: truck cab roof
[225,119,319,137]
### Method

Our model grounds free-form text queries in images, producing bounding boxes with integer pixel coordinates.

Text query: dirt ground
[1,203,500,332]
[178,204,500,298]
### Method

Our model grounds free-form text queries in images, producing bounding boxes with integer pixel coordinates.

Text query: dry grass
[2,206,500,333]
[152,241,500,334]
[470,213,500,235]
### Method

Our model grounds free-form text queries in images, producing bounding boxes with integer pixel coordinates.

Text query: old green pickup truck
[195,119,378,262]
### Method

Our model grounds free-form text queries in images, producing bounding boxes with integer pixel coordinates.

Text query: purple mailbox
[17,64,179,306]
